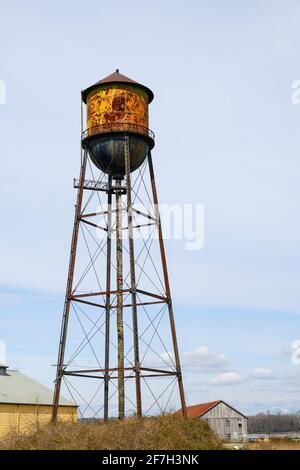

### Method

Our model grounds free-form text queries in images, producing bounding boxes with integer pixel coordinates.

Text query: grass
[0,414,224,450]
[247,437,300,451]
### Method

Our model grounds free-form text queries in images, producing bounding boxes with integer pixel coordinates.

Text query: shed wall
[0,404,77,437]
[202,403,247,440]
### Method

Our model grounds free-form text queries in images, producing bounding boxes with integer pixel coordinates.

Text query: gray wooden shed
[178,400,247,441]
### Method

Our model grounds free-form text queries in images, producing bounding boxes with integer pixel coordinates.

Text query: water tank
[81,70,155,178]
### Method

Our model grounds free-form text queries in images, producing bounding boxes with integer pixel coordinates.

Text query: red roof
[81,69,154,104]
[176,400,248,419]
[177,400,222,418]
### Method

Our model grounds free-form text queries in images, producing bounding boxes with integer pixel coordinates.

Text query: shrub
[0,414,223,450]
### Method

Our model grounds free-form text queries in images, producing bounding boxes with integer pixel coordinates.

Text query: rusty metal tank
[81,70,155,178]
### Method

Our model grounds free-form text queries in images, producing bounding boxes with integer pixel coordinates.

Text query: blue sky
[1,0,300,415]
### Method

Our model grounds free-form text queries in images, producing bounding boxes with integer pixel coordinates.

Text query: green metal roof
[0,369,76,407]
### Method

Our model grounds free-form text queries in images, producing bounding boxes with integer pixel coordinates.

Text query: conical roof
[81,69,154,103]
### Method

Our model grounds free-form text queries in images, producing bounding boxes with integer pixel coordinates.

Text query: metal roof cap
[81,69,154,104]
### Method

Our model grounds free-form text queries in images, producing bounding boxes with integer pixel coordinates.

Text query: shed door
[225,418,231,440]
[238,419,243,438]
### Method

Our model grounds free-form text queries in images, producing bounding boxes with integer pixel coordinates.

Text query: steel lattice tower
[52,70,187,421]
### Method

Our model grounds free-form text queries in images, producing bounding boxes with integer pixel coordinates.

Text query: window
[226,433,231,440]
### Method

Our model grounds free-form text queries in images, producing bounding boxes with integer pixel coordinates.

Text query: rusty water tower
[52,70,187,421]
[81,69,154,177]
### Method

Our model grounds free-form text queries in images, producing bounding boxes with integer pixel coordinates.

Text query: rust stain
[112,95,125,112]
[87,85,148,136]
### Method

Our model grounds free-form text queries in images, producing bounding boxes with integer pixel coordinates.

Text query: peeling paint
[87,85,148,136]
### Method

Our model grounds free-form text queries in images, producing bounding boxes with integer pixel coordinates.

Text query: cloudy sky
[1,0,300,415]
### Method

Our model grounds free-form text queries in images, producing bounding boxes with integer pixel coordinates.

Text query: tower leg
[104,176,113,421]
[116,178,125,419]
[147,151,187,418]
[124,135,142,417]
[52,151,88,423]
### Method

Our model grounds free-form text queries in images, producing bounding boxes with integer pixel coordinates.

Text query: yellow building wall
[0,404,18,438]
[87,85,148,135]
[0,403,77,437]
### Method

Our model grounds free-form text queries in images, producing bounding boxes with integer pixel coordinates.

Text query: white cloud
[251,368,274,379]
[154,346,229,372]
[209,371,241,386]
[181,346,229,370]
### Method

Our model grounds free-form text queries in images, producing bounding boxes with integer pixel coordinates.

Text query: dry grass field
[247,437,300,450]
[0,414,223,450]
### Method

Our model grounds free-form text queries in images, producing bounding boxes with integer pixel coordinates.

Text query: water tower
[52,70,187,421]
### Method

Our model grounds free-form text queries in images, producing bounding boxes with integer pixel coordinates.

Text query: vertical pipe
[115,178,125,419]
[124,135,142,417]
[104,175,113,421]
[147,151,187,418]
[52,150,88,423]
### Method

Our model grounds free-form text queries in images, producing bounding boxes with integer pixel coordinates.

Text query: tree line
[248,414,300,433]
